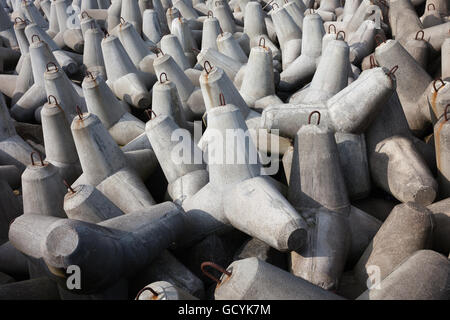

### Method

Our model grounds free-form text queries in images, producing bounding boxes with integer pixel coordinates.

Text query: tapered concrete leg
[370,135,437,205]
[136,281,198,300]
[357,250,450,300]
[347,202,434,298]
[213,257,345,299]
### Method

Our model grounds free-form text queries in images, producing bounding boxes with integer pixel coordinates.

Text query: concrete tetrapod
[10,38,61,122]
[160,34,191,71]
[82,72,146,146]
[63,184,124,223]
[434,105,450,198]
[357,250,450,300]
[289,36,350,104]
[288,119,351,215]
[261,66,396,139]
[62,181,203,297]
[201,14,221,51]
[239,43,276,108]
[374,39,432,136]
[130,249,206,298]
[153,53,205,120]
[427,198,450,255]
[41,97,82,184]
[279,13,324,92]
[21,152,67,218]
[24,23,78,74]
[70,112,155,213]
[199,63,290,155]
[151,74,191,131]
[43,63,86,123]
[0,93,34,172]
[9,202,186,293]
[287,117,350,290]
[341,202,434,299]
[146,114,208,203]
[217,31,248,64]
[270,6,302,70]
[403,30,429,70]
[136,281,198,300]
[443,38,450,81]
[142,9,163,45]
[183,104,308,252]
[171,17,198,66]
[82,27,106,79]
[243,2,280,60]
[208,258,345,299]
[115,20,157,81]
[101,34,152,109]
[369,135,437,205]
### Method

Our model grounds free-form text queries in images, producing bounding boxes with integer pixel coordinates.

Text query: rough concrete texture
[1,0,449,302]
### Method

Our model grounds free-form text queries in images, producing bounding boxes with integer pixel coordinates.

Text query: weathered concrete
[357,250,450,300]
[434,109,450,198]
[63,184,124,223]
[71,112,155,212]
[213,257,345,299]
[82,72,145,145]
[146,115,208,203]
[348,202,434,298]
[279,13,324,91]
[41,98,82,184]
[136,281,198,300]
[370,135,437,205]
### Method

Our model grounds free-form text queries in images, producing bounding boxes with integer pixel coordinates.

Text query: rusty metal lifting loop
[204,61,213,74]
[31,34,41,43]
[259,37,266,48]
[47,95,58,105]
[200,262,231,284]
[46,62,58,72]
[154,48,163,57]
[14,17,26,25]
[433,79,445,93]
[119,17,126,25]
[103,30,110,38]
[135,287,159,300]
[192,47,201,54]
[271,2,279,9]
[427,3,435,11]
[370,55,378,69]
[81,11,90,19]
[375,34,385,47]
[207,10,213,18]
[219,93,226,106]
[328,24,336,34]
[30,151,44,166]
[76,106,83,120]
[415,30,424,41]
[336,30,345,40]
[63,180,75,194]
[387,65,398,81]
[159,72,168,83]
[308,111,321,125]
[445,104,450,122]
[145,109,157,120]
[85,70,95,80]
